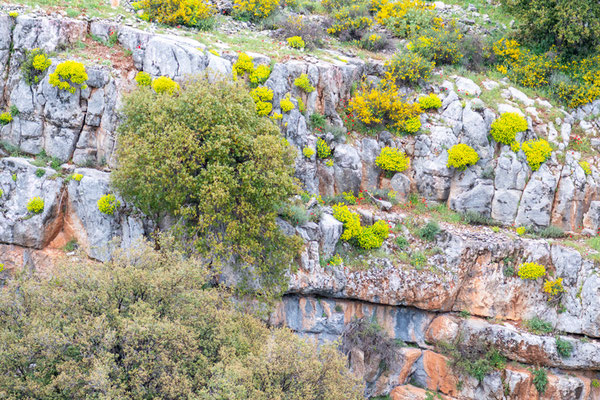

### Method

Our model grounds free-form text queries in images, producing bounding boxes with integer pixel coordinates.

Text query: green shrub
[418,93,442,110]
[341,318,397,375]
[461,211,502,226]
[112,78,301,291]
[395,235,409,249]
[135,71,152,86]
[517,262,546,280]
[48,60,88,93]
[446,143,479,170]
[418,221,440,241]
[26,197,44,214]
[278,203,309,226]
[316,138,332,158]
[35,168,45,177]
[0,241,363,399]
[326,4,372,41]
[555,337,573,358]
[359,32,392,51]
[386,51,434,85]
[522,139,552,171]
[97,194,120,215]
[310,113,326,130]
[294,73,315,92]
[410,251,427,268]
[532,367,548,394]
[132,0,215,29]
[536,225,565,238]
[21,48,52,85]
[524,317,553,334]
[151,76,180,95]
[490,112,528,145]
[375,146,410,173]
[411,24,464,66]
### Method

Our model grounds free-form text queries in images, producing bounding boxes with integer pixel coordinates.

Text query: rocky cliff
[2,9,600,400]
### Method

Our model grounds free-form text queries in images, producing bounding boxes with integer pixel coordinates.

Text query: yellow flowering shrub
[418,93,442,109]
[349,76,422,134]
[97,194,121,215]
[48,60,88,94]
[490,112,528,145]
[287,36,305,49]
[151,76,180,95]
[132,0,215,29]
[233,0,279,21]
[317,138,331,158]
[233,52,255,77]
[280,95,295,113]
[375,146,410,172]
[357,220,390,249]
[72,173,83,181]
[386,52,434,84]
[522,139,552,171]
[410,24,464,65]
[135,71,152,86]
[249,64,271,86]
[332,203,362,240]
[303,147,315,158]
[518,262,546,280]
[511,141,521,153]
[326,5,373,40]
[297,97,306,112]
[0,112,12,125]
[9,11,18,17]
[580,161,592,175]
[373,0,435,38]
[294,73,315,92]
[27,197,44,214]
[516,226,526,236]
[21,49,52,85]
[492,38,521,62]
[543,278,565,298]
[446,143,479,170]
[250,86,274,116]
[328,254,343,265]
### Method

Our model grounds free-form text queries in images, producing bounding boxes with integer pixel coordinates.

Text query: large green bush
[0,240,363,399]
[500,0,600,55]
[112,78,301,291]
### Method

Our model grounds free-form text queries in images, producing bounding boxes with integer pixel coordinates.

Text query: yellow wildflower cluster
[294,73,315,93]
[332,203,390,249]
[316,138,332,158]
[233,54,272,88]
[287,36,305,49]
[26,197,44,214]
[580,161,592,175]
[446,144,479,171]
[372,0,434,37]
[418,93,442,109]
[375,146,410,172]
[250,86,274,116]
[522,139,552,171]
[97,194,121,215]
[32,54,51,72]
[233,53,255,77]
[409,22,464,65]
[132,0,214,28]
[386,52,434,84]
[0,112,12,125]
[326,5,373,37]
[516,226,526,236]
[280,94,295,113]
[233,0,279,21]
[48,60,88,94]
[543,278,565,298]
[135,71,152,86]
[349,75,422,134]
[151,76,180,95]
[518,262,546,280]
[490,112,528,145]
[302,147,315,158]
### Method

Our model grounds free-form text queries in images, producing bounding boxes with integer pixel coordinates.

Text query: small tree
[500,0,600,55]
[113,77,301,291]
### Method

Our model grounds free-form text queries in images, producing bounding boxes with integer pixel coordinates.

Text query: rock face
[3,13,600,400]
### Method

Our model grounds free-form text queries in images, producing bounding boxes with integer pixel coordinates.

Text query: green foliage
[536,225,565,238]
[310,113,326,130]
[21,48,52,86]
[62,238,78,252]
[418,221,440,241]
[592,379,600,388]
[48,60,88,94]
[532,367,548,394]
[386,51,434,85]
[395,235,409,249]
[132,0,215,29]
[112,78,300,292]
[35,168,45,177]
[287,36,305,49]
[517,262,546,280]
[0,241,363,399]
[341,318,397,373]
[278,203,309,226]
[500,0,600,55]
[294,73,315,92]
[316,138,332,158]
[375,146,410,172]
[418,93,442,110]
[410,251,427,269]
[135,71,152,86]
[441,340,506,383]
[461,211,502,227]
[26,197,44,214]
[555,337,573,358]
[151,76,180,95]
[446,143,479,170]
[524,317,553,334]
[97,194,120,215]
[522,139,552,171]
[490,112,528,145]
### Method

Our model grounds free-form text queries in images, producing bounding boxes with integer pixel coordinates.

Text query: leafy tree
[0,240,364,399]
[112,77,301,292]
[500,0,600,55]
